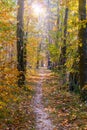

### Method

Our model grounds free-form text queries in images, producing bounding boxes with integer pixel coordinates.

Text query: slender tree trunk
[60,7,69,83]
[47,0,52,69]
[17,0,26,87]
[62,7,68,66]
[79,0,87,100]
[53,0,60,70]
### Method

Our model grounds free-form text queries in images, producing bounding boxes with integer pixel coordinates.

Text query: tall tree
[61,7,68,65]
[79,0,87,100]
[17,0,26,87]
[60,6,69,83]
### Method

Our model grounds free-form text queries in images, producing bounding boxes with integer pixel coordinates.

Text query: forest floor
[31,68,87,130]
[0,68,87,130]
[42,69,87,130]
[32,69,55,130]
[0,70,36,130]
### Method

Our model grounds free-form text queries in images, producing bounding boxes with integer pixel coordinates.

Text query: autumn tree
[60,6,69,84]
[48,0,79,92]
[17,0,26,86]
[79,0,87,100]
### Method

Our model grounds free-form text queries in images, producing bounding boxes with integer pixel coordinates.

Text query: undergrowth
[0,75,36,130]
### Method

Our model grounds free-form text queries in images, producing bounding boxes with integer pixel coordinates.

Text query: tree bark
[79,0,87,100]
[17,0,26,87]
[60,7,69,83]
[61,7,68,66]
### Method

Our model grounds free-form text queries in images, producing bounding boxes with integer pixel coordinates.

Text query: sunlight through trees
[0,0,87,129]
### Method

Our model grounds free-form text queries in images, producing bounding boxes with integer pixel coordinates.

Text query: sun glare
[32,3,45,16]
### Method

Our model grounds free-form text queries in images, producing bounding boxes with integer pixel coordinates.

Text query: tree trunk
[17,0,26,87]
[47,0,52,69]
[79,0,87,100]
[61,7,68,66]
[60,7,69,83]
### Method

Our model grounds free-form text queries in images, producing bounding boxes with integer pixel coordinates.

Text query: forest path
[33,68,55,130]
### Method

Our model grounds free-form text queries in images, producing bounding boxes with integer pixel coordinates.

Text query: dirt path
[33,70,55,130]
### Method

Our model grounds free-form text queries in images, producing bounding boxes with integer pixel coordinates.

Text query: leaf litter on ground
[42,71,87,130]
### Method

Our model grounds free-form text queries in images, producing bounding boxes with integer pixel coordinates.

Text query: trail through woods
[33,69,55,130]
